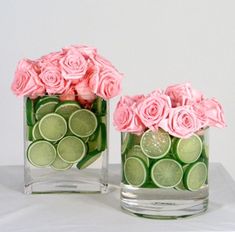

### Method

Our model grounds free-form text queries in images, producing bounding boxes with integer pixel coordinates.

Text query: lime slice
[68,109,98,138]
[27,140,56,167]
[39,113,67,142]
[151,159,183,188]
[35,98,59,120]
[57,136,87,163]
[35,96,58,107]
[175,164,189,190]
[77,150,102,169]
[124,157,147,187]
[172,134,202,164]
[26,98,36,126]
[121,133,132,155]
[140,129,171,159]
[32,122,43,140]
[184,162,207,191]
[55,101,81,120]
[27,126,33,141]
[51,155,73,171]
[126,145,150,167]
[91,97,107,116]
[87,123,106,152]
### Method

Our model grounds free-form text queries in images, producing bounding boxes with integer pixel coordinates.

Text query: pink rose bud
[11,59,45,98]
[59,85,76,101]
[39,65,71,95]
[89,66,123,100]
[165,83,204,107]
[160,106,200,138]
[113,97,146,134]
[37,51,64,68]
[60,47,88,81]
[137,93,171,130]
[202,98,226,128]
[75,77,96,105]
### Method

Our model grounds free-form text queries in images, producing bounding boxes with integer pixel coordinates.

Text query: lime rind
[35,100,59,120]
[32,121,43,140]
[77,151,102,169]
[55,101,81,120]
[175,134,203,164]
[184,162,207,191]
[26,98,36,126]
[151,158,183,188]
[39,113,67,142]
[27,140,56,168]
[124,157,147,187]
[140,129,171,159]
[68,109,98,138]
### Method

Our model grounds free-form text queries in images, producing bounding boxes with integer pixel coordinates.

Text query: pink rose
[201,98,226,128]
[113,99,145,134]
[39,65,70,95]
[91,54,116,69]
[60,47,88,81]
[137,93,171,130]
[37,51,64,68]
[192,102,208,128]
[75,76,96,105]
[160,106,200,138]
[64,45,97,59]
[59,85,76,101]
[89,66,123,100]
[165,83,204,107]
[11,59,45,98]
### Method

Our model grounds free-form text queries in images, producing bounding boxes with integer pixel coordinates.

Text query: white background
[0,0,234,179]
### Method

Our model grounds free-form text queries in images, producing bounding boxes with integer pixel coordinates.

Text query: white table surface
[0,163,234,232]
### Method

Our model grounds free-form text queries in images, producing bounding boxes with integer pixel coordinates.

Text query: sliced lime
[126,145,150,167]
[69,109,98,138]
[140,129,171,159]
[124,157,147,187]
[173,134,202,164]
[51,155,73,171]
[26,98,36,126]
[35,98,59,120]
[57,136,87,163]
[27,140,56,167]
[121,133,132,155]
[32,122,43,140]
[55,101,81,120]
[151,159,183,188]
[77,150,102,169]
[175,164,189,190]
[39,113,67,142]
[87,123,106,152]
[184,162,207,191]
[27,126,33,141]
[91,97,107,116]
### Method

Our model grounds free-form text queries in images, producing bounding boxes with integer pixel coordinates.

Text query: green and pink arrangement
[114,83,225,138]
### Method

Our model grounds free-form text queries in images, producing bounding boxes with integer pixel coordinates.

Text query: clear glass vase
[24,95,109,194]
[120,128,209,219]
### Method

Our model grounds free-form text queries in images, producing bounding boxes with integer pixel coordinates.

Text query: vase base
[24,168,108,194]
[121,184,208,219]
[25,181,108,194]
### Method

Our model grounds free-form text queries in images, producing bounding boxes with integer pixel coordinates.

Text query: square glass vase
[121,128,209,219]
[24,95,109,194]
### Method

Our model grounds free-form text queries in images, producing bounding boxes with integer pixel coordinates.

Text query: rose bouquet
[11,45,123,194]
[114,83,226,218]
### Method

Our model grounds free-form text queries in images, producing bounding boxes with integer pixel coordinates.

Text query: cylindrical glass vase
[120,128,209,218]
[24,95,108,194]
